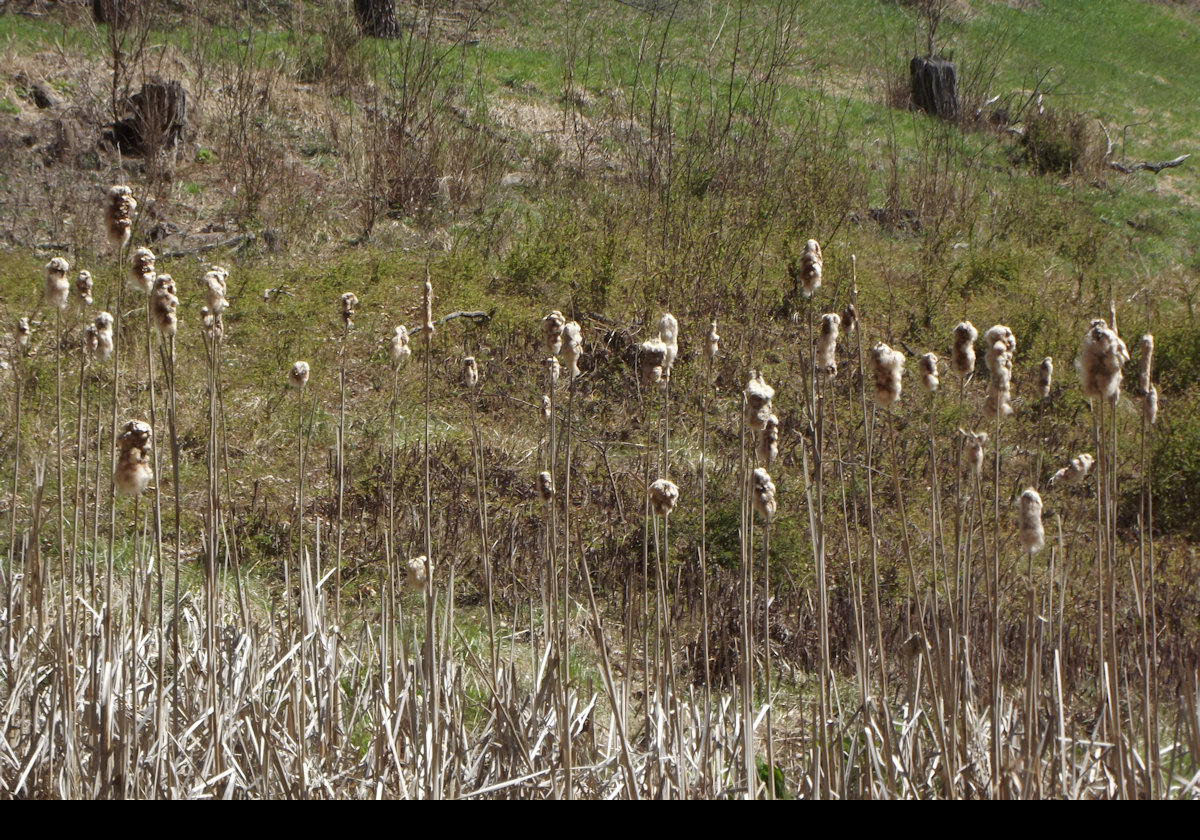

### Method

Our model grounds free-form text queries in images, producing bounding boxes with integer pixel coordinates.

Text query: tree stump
[354,0,401,39]
[909,56,959,121]
[107,80,188,156]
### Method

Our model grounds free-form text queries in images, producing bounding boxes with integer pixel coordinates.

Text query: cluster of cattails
[75,270,93,307]
[406,555,429,591]
[289,361,310,389]
[129,247,156,293]
[951,321,977,379]
[752,467,777,522]
[1017,488,1045,553]
[87,312,114,361]
[658,313,678,378]
[390,326,411,368]
[16,317,31,352]
[705,320,719,361]
[421,280,434,337]
[537,470,554,501]
[869,342,905,406]
[963,429,988,476]
[340,292,358,328]
[1049,453,1094,487]
[983,324,1015,419]
[44,257,70,310]
[1078,319,1129,405]
[115,419,153,496]
[800,239,823,297]
[1138,334,1158,425]
[1038,357,1054,399]
[649,479,680,516]
[462,356,479,389]
[203,266,229,314]
[150,274,178,337]
[919,352,939,394]
[562,320,582,380]
[744,370,775,431]
[105,185,136,251]
[757,412,780,466]
[816,313,839,377]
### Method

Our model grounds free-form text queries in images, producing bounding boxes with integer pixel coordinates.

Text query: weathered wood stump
[354,0,401,39]
[909,56,959,121]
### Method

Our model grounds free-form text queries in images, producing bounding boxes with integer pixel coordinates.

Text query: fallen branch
[1098,120,1191,174]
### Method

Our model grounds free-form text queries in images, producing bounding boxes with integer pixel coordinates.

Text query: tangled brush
[129,247,156,293]
[816,313,840,377]
[752,467,777,522]
[340,292,358,328]
[1049,453,1094,487]
[919,352,939,394]
[462,356,479,389]
[104,185,136,251]
[75,270,93,307]
[869,342,905,406]
[44,257,70,310]
[950,321,978,379]
[963,430,988,476]
[1017,488,1045,553]
[537,471,555,501]
[406,556,429,591]
[649,479,680,516]
[799,239,823,297]
[115,419,153,497]
[150,274,179,337]
[983,324,1015,419]
[390,326,411,368]
[1038,357,1054,400]
[757,413,780,466]
[1078,319,1129,405]
[562,320,583,380]
[658,313,679,378]
[289,361,310,389]
[202,267,229,314]
[542,310,565,355]
[744,370,775,431]
[638,338,668,388]
[705,320,720,361]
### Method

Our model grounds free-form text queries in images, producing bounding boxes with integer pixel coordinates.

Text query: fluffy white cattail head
[963,430,988,476]
[919,352,939,394]
[544,355,561,388]
[816,313,840,377]
[842,304,858,334]
[92,312,114,360]
[649,478,680,516]
[75,270,93,307]
[406,555,429,591]
[129,247,156,293]
[202,268,229,314]
[800,238,823,297]
[340,292,358,327]
[984,324,1016,355]
[757,412,780,466]
[639,338,668,388]
[1038,356,1054,399]
[562,320,583,380]
[869,342,905,406]
[705,320,720,361]
[44,257,70,310]
[16,317,31,351]
[1143,384,1158,426]
[950,321,977,379]
[104,185,136,250]
[1049,453,1094,487]
[1018,488,1045,553]
[752,467,778,522]
[200,306,224,343]
[542,310,565,355]
[658,313,679,377]
[463,356,479,388]
[115,419,153,496]
[289,361,310,389]
[421,280,434,337]
[540,394,552,420]
[390,325,411,368]
[1078,318,1129,405]
[1138,334,1154,396]
[983,325,1015,420]
[744,370,776,431]
[150,274,178,337]
[537,471,555,501]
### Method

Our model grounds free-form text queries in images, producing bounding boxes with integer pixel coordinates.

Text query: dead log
[1099,120,1191,175]
[909,56,959,121]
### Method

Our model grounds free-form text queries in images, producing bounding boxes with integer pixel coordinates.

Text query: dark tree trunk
[909,56,959,122]
[106,80,189,156]
[92,0,132,28]
[354,0,401,39]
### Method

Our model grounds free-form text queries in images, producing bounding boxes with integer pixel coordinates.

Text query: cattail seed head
[869,342,905,406]
[658,313,679,377]
[544,355,561,387]
[1143,384,1158,426]
[537,470,555,501]
[1138,334,1154,395]
[638,338,668,388]
[800,238,823,297]
[1018,488,1045,553]
[200,306,224,343]
[919,352,939,393]
[289,361,310,389]
[75,270,93,307]
[842,304,859,334]
[1078,318,1129,405]
[562,320,583,380]
[963,429,988,476]
[421,280,434,337]
[463,356,479,388]
[649,478,680,516]
[115,419,153,496]
[16,317,31,351]
[129,247,156,293]
[1038,356,1054,399]
[752,467,778,522]
[756,412,780,466]
[150,274,178,337]
[104,185,136,251]
[340,292,358,327]
[44,257,70,310]
[950,321,977,378]
[1049,453,1094,487]
[744,370,776,431]
[983,325,1015,420]
[541,394,552,420]
[92,312,114,360]
[405,555,429,591]
[390,325,411,368]
[202,267,229,314]
[984,324,1016,356]
[541,310,565,354]
[816,313,840,377]
[705,320,720,360]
